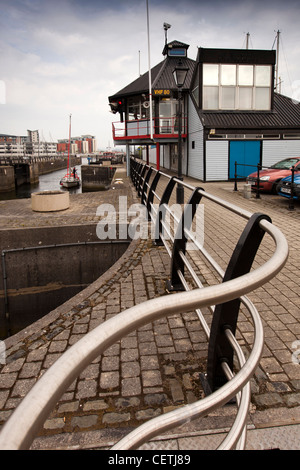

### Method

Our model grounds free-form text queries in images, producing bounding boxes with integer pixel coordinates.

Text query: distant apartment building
[27,129,39,143]
[57,135,97,154]
[0,132,57,157]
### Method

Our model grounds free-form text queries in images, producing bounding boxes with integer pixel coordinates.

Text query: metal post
[167,188,204,291]
[176,88,184,204]
[289,166,295,211]
[206,212,272,393]
[234,161,238,191]
[126,144,130,177]
[141,166,153,206]
[154,177,176,245]
[146,171,161,219]
[256,164,261,199]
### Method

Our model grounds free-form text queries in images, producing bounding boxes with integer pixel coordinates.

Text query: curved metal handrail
[0,216,288,449]
[0,160,289,450]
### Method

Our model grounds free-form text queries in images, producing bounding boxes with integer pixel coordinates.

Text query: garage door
[229,141,261,179]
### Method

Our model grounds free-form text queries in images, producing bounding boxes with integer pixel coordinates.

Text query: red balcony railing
[112,116,187,141]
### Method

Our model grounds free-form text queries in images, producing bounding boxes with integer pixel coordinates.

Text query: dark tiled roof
[199,93,300,130]
[109,56,196,101]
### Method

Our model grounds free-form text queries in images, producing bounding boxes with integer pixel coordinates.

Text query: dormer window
[202,63,272,110]
[163,40,189,58]
[168,47,187,57]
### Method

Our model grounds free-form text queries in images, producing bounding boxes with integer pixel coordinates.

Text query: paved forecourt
[0,164,299,450]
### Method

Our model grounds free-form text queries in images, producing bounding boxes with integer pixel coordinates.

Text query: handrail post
[167,188,204,291]
[234,161,238,191]
[133,162,142,189]
[141,166,153,206]
[288,166,295,211]
[256,164,261,199]
[154,177,176,246]
[205,212,271,393]
[146,171,161,220]
[138,164,147,196]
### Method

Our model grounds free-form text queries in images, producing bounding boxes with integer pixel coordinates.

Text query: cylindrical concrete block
[243,183,252,199]
[31,190,69,212]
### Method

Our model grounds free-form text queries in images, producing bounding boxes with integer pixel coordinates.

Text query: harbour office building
[108,40,300,182]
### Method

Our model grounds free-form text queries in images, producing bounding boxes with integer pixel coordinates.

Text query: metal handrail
[0,159,288,450]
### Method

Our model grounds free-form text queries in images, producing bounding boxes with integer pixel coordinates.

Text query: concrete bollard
[31,190,69,212]
[243,183,252,199]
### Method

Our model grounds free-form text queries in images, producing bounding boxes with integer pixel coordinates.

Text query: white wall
[262,140,300,167]
[206,140,229,181]
[187,96,204,180]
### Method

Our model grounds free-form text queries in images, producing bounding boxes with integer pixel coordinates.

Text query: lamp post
[173,61,189,204]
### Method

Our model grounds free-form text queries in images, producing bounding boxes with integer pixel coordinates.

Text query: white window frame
[202,64,272,111]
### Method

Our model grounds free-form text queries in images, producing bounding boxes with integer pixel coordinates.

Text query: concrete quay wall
[0,167,300,450]
[0,156,81,193]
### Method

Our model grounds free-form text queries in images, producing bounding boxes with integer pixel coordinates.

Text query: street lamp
[173,60,189,204]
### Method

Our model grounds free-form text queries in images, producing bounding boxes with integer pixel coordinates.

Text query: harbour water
[0,163,83,201]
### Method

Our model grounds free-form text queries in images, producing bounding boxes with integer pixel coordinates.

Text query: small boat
[60,170,80,188]
[60,113,80,189]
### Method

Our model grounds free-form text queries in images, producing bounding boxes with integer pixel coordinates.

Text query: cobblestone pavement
[0,165,299,450]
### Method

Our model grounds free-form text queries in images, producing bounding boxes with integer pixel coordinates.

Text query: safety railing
[112,116,188,140]
[0,158,288,450]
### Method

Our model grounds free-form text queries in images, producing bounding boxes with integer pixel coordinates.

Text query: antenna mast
[246,32,250,49]
[274,30,281,92]
[163,22,171,46]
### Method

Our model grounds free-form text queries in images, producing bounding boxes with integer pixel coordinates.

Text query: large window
[127,96,152,120]
[202,64,272,110]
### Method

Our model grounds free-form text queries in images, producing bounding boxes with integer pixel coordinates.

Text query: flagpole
[146,0,153,140]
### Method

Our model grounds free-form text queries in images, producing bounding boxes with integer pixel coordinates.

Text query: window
[221,87,235,109]
[168,48,186,57]
[255,87,270,110]
[203,86,219,109]
[238,65,253,86]
[127,96,152,120]
[239,87,253,109]
[221,64,236,85]
[202,64,272,110]
[203,64,219,85]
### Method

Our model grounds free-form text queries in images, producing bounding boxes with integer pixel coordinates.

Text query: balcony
[112,116,187,143]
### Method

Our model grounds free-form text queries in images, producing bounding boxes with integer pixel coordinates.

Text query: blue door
[229,141,261,179]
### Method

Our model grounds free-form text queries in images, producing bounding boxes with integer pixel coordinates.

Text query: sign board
[153,89,171,96]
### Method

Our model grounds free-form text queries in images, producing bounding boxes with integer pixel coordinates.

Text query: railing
[233,161,299,210]
[0,158,288,450]
[112,116,187,140]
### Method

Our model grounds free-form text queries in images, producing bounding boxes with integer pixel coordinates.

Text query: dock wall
[0,224,130,338]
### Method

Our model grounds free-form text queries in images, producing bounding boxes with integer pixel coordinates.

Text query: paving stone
[83,400,109,411]
[102,412,131,424]
[71,415,98,429]
[100,372,119,390]
[169,379,185,403]
[121,377,141,397]
[76,380,97,399]
[44,418,65,430]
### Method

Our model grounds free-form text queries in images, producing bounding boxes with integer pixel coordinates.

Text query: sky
[1,0,300,150]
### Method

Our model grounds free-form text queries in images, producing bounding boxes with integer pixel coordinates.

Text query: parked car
[246,157,300,193]
[277,171,300,200]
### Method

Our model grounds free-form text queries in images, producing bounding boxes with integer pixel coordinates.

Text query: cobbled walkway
[0,165,299,450]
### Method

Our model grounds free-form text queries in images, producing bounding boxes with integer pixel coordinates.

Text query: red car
[246,157,300,193]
